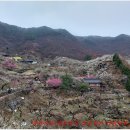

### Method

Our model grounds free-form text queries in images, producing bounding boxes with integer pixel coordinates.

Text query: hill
[0,21,130,60]
[0,21,93,60]
[77,34,130,56]
[0,54,130,128]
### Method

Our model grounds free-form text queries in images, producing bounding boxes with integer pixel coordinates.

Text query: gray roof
[83,78,101,84]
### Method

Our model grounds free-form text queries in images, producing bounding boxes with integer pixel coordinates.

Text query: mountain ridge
[0,21,130,60]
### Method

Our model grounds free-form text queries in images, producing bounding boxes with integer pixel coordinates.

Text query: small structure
[20,60,37,64]
[12,56,22,61]
[32,61,37,64]
[83,78,101,87]
[83,77,102,91]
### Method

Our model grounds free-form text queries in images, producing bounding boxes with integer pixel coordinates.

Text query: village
[0,53,130,128]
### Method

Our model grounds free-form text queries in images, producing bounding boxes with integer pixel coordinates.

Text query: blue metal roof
[21,60,34,63]
[83,78,101,84]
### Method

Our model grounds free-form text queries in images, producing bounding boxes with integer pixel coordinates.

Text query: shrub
[84,55,92,61]
[2,59,16,70]
[60,74,73,89]
[113,53,122,67]
[78,83,89,92]
[46,78,62,88]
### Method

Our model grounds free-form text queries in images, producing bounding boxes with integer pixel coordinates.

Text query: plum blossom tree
[46,78,62,88]
[2,59,16,70]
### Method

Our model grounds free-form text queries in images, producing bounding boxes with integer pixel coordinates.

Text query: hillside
[0,21,93,60]
[0,54,130,128]
[77,34,130,56]
[0,21,130,60]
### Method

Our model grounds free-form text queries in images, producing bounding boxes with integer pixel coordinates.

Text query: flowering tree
[2,59,16,70]
[46,78,62,88]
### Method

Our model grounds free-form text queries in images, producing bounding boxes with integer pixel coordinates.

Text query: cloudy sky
[0,1,130,36]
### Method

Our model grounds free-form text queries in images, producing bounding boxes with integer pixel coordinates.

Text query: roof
[12,57,22,61]
[83,78,101,84]
[21,60,34,63]
[13,56,22,58]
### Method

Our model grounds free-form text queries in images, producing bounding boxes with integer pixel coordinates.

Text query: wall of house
[89,83,101,91]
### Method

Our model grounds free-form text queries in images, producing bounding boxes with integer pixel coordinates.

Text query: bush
[121,65,130,77]
[113,53,122,67]
[78,83,89,92]
[60,74,73,89]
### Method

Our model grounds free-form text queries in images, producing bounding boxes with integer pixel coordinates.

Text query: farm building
[83,78,101,87]
[83,76,106,91]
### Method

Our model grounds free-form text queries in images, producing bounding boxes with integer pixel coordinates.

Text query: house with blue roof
[83,76,103,89]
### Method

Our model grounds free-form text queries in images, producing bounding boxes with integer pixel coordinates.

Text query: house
[12,56,22,61]
[20,60,37,64]
[83,77,103,91]
[83,78,102,87]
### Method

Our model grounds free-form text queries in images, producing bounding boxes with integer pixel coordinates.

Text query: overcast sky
[0,1,130,36]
